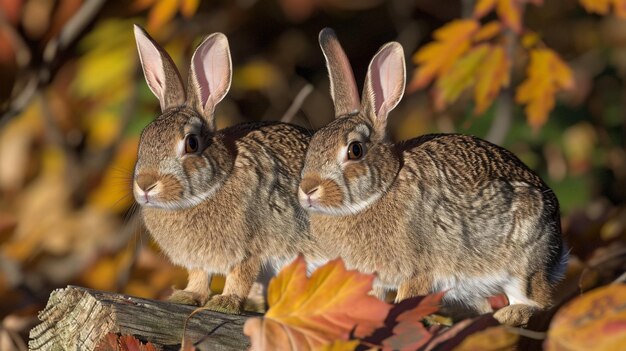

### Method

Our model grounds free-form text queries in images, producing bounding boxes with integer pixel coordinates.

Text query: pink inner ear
[370,49,402,116]
[192,36,230,108]
[372,51,395,114]
[135,33,166,100]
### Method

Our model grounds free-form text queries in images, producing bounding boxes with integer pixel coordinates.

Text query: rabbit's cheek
[158,174,185,202]
[182,155,208,175]
[318,179,344,207]
[344,162,367,182]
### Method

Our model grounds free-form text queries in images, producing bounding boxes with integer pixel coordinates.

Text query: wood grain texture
[29,286,252,351]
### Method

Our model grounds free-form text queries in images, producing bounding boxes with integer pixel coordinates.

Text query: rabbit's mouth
[133,177,219,210]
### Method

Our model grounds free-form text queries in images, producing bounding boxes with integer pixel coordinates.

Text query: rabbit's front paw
[204,294,244,314]
[167,289,209,306]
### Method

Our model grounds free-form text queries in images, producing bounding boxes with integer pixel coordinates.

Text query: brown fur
[133,27,322,313]
[299,29,567,326]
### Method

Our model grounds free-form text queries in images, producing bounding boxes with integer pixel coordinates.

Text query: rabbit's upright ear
[133,25,185,112]
[188,33,232,130]
[319,28,360,118]
[362,42,405,137]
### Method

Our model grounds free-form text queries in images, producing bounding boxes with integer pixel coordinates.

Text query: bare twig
[0,0,107,128]
[612,271,626,285]
[461,0,475,18]
[486,28,516,145]
[506,327,547,340]
[280,84,314,123]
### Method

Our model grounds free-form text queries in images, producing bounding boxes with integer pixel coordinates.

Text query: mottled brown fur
[133,27,322,313]
[299,29,567,326]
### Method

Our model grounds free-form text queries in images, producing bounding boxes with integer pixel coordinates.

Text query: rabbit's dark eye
[185,134,199,153]
[347,141,364,160]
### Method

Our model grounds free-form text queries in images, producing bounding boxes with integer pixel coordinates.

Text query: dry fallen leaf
[244,256,391,351]
[381,292,445,351]
[452,326,518,351]
[545,284,626,351]
[95,333,160,351]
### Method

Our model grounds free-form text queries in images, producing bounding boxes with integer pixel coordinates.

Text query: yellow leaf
[244,257,391,351]
[73,19,136,104]
[545,285,626,351]
[436,44,490,109]
[180,0,199,18]
[474,45,511,114]
[473,0,498,18]
[232,60,282,91]
[410,20,479,91]
[87,138,138,212]
[521,32,540,49]
[473,21,502,42]
[497,0,522,33]
[452,326,518,351]
[315,340,359,351]
[81,248,134,291]
[579,0,610,15]
[515,48,573,130]
[147,0,178,32]
[266,254,308,307]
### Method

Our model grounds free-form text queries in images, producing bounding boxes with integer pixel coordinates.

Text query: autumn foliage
[1,0,626,350]
[242,256,626,350]
[410,0,576,129]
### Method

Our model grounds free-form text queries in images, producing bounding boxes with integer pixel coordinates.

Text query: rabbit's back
[399,134,565,293]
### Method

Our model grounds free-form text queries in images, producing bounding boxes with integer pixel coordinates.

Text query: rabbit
[132,25,321,314]
[297,28,568,326]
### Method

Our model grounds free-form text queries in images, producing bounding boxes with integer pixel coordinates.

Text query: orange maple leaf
[545,285,626,351]
[474,44,511,114]
[451,326,518,351]
[409,20,480,91]
[244,256,391,351]
[381,292,445,351]
[133,0,200,32]
[515,48,573,129]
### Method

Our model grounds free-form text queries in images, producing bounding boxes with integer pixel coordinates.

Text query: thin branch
[41,0,107,82]
[280,84,314,124]
[461,0,475,18]
[506,327,547,340]
[0,0,107,128]
[611,271,626,285]
[486,28,516,145]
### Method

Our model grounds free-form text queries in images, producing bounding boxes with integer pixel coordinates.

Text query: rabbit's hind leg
[493,272,551,326]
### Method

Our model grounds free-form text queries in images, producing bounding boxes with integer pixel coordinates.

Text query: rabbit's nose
[136,173,158,192]
[300,177,320,196]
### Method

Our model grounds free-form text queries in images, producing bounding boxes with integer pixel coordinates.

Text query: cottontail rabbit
[132,25,319,313]
[298,28,568,326]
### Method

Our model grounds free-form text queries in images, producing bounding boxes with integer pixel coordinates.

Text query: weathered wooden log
[29,286,253,351]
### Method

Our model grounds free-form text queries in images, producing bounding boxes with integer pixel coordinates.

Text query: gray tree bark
[29,286,252,351]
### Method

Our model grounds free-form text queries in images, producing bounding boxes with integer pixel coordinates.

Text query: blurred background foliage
[0,0,625,349]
